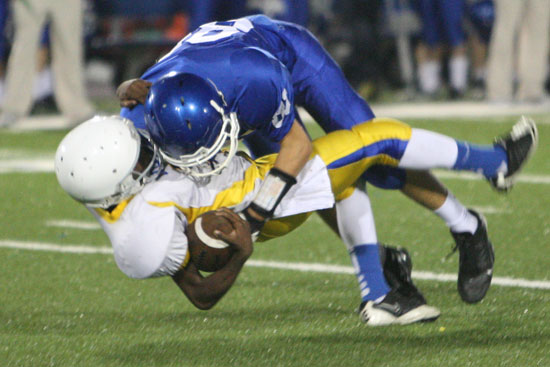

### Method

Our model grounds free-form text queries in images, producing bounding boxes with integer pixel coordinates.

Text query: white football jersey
[89,153,334,279]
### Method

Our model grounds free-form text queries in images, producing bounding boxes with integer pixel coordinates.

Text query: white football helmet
[55,115,161,208]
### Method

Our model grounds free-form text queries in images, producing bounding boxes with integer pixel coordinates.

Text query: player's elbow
[187,294,219,310]
[194,300,217,311]
[303,139,313,156]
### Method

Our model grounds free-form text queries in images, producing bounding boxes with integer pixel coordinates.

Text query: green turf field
[1,114,549,366]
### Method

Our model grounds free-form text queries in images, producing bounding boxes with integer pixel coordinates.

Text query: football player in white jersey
[55,114,537,325]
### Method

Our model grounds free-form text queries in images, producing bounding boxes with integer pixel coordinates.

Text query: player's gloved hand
[116,79,153,108]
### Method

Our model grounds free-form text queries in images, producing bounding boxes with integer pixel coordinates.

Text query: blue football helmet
[145,72,240,177]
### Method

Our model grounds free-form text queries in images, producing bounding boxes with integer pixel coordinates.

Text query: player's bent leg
[317,205,429,299]
[314,118,413,196]
[397,116,538,191]
[334,188,440,326]
[334,189,390,302]
[318,116,537,192]
[374,164,487,302]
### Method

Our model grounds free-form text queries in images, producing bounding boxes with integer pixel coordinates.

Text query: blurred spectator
[414,0,469,98]
[464,0,494,98]
[381,0,421,95]
[0,2,56,110]
[0,0,94,128]
[247,0,309,26]
[0,0,7,81]
[320,0,385,98]
[486,0,550,104]
[187,0,247,32]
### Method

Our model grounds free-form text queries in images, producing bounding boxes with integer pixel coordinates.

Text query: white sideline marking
[369,101,550,120]
[0,159,53,173]
[2,240,550,290]
[470,206,511,215]
[1,104,549,131]
[433,170,550,185]
[0,240,113,254]
[46,220,101,230]
[2,160,550,186]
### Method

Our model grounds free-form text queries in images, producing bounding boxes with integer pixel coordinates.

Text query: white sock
[398,128,458,170]
[32,68,53,101]
[473,67,486,82]
[418,61,441,94]
[434,194,478,234]
[449,55,468,92]
[336,188,378,250]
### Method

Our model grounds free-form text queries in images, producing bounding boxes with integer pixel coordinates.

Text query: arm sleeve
[231,47,295,142]
[120,104,146,130]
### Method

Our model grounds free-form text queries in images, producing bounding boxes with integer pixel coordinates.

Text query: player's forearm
[273,120,312,177]
[173,252,250,310]
[242,121,310,226]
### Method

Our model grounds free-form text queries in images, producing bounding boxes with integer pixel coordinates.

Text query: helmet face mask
[145,73,240,177]
[55,116,162,209]
[159,109,240,177]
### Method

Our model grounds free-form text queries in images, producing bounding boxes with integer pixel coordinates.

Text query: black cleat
[380,244,428,303]
[490,116,538,192]
[380,245,412,289]
[451,210,494,303]
[359,287,440,326]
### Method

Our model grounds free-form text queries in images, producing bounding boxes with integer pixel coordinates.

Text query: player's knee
[351,118,412,163]
[362,165,406,190]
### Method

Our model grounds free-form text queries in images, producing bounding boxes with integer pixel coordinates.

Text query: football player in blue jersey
[116,15,533,322]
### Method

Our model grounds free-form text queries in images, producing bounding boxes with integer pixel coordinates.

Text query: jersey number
[158,19,254,63]
[185,19,254,44]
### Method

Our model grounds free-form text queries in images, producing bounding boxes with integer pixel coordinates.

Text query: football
[187,210,235,272]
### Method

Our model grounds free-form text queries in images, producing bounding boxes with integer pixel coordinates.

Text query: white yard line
[433,170,550,184]
[369,101,550,121]
[469,206,511,215]
[46,220,101,230]
[0,159,53,173]
[3,160,550,188]
[1,103,549,133]
[2,239,549,290]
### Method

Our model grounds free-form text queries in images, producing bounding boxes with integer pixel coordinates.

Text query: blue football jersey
[121,15,403,189]
[122,15,375,142]
[123,16,298,142]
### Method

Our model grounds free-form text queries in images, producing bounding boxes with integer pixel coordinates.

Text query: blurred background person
[248,0,309,26]
[186,0,247,32]
[463,0,495,99]
[486,0,550,104]
[0,0,94,128]
[414,0,469,99]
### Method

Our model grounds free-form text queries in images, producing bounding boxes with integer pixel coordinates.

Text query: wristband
[249,167,297,219]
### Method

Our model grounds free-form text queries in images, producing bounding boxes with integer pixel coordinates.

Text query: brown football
[187,210,235,272]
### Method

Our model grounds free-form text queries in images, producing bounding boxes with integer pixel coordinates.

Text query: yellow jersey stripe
[148,154,277,224]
